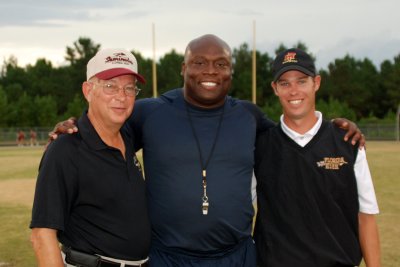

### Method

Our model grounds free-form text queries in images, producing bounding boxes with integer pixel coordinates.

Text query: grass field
[0,142,399,266]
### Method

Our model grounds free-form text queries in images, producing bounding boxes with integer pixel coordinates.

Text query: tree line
[0,37,399,127]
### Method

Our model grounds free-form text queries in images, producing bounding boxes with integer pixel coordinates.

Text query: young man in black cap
[254,48,381,267]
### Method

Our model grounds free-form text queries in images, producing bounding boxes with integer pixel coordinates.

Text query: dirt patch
[0,179,36,207]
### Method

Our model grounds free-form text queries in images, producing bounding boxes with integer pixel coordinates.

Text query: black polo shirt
[30,112,151,260]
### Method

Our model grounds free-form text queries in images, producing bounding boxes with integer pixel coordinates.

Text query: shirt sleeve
[354,148,379,214]
[30,138,78,230]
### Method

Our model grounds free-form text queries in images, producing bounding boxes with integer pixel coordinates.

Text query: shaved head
[181,34,233,108]
[184,34,232,63]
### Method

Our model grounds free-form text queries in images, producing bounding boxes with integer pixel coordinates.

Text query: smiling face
[181,35,232,109]
[272,70,321,127]
[83,74,136,129]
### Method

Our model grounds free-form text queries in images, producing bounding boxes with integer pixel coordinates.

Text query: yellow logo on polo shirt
[316,157,348,170]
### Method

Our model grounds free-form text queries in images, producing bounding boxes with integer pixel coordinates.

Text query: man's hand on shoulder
[48,117,78,140]
[331,118,365,148]
[45,117,78,150]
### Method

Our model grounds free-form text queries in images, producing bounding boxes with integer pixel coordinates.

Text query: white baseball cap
[86,48,145,83]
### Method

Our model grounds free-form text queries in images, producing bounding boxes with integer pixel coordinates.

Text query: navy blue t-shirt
[125,89,274,255]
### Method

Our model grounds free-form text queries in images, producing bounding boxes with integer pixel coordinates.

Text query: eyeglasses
[92,82,141,97]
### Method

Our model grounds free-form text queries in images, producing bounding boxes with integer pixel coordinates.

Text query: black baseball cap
[272,48,316,81]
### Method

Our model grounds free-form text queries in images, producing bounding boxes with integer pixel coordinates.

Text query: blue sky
[0,0,399,70]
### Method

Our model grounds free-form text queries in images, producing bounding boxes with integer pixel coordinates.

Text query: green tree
[1,56,29,100]
[261,97,282,123]
[34,95,58,126]
[317,97,356,121]
[231,43,253,101]
[3,83,23,103]
[64,37,101,109]
[26,59,56,96]
[323,55,379,119]
[0,38,398,126]
[273,42,314,61]
[157,49,184,95]
[380,55,400,113]
[8,92,34,126]
[26,58,76,115]
[65,37,101,67]
[0,87,8,126]
[63,93,86,119]
[132,51,154,99]
[255,51,273,106]
[358,58,382,117]
[231,43,272,105]
[1,56,25,83]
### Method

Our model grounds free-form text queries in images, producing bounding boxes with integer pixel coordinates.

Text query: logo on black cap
[282,52,298,64]
[272,48,316,81]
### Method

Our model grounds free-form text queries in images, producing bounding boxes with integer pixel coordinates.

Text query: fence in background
[0,127,52,146]
[0,123,398,146]
[359,124,398,141]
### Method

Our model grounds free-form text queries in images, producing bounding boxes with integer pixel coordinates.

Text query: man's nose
[203,63,218,74]
[288,84,299,94]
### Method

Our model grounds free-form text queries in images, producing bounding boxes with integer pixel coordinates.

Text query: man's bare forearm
[359,213,381,267]
[31,228,64,267]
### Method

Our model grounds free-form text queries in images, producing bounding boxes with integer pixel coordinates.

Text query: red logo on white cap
[105,53,134,65]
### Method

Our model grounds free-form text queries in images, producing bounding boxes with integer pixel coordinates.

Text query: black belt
[61,245,148,267]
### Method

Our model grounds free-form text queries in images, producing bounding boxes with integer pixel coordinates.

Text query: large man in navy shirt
[126,34,274,266]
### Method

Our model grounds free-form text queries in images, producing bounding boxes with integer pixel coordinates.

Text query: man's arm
[358,213,381,267]
[331,118,365,147]
[31,228,64,267]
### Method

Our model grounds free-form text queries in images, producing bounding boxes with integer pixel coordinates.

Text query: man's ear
[314,75,322,92]
[271,81,278,96]
[181,61,186,76]
[82,81,93,102]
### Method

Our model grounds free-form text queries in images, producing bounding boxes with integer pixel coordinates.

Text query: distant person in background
[16,130,25,146]
[254,48,381,267]
[30,129,38,146]
[30,48,151,267]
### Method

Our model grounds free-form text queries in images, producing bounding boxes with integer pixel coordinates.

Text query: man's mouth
[112,107,126,113]
[289,99,302,105]
[201,81,217,88]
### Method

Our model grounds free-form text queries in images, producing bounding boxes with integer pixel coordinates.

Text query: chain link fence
[1,123,399,146]
[0,127,52,146]
[359,123,399,141]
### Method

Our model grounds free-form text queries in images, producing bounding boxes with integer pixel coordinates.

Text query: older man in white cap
[30,48,150,267]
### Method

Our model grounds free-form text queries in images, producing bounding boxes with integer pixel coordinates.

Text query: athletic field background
[0,142,399,266]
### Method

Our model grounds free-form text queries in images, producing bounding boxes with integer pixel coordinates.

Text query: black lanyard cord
[185,101,225,215]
